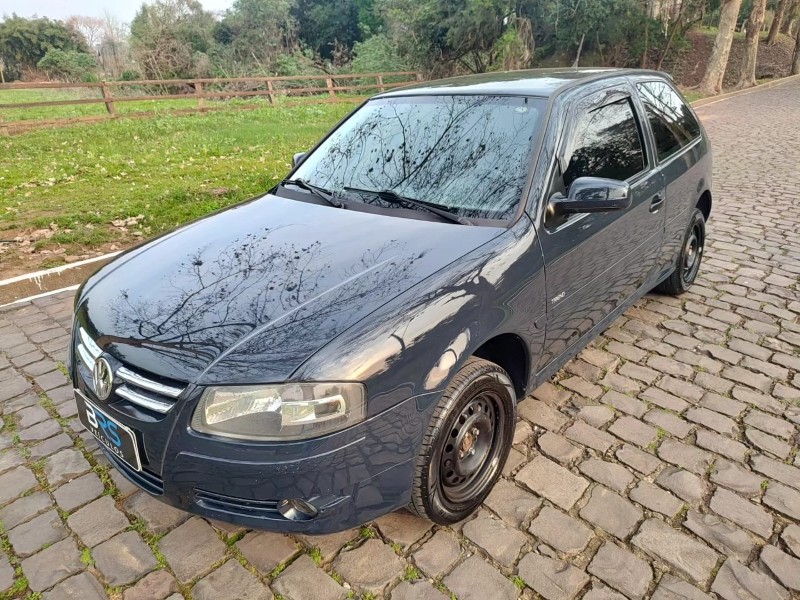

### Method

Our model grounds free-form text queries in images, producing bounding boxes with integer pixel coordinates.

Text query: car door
[535,83,666,374]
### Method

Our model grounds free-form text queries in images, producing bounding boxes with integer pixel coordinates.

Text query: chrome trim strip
[77,343,96,371]
[116,386,173,414]
[117,367,184,398]
[79,328,102,359]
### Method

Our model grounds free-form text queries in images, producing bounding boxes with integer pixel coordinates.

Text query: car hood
[76,194,502,384]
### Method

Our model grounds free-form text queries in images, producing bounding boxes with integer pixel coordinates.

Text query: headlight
[191,382,366,441]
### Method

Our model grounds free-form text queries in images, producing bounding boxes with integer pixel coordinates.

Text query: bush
[351,34,408,73]
[37,49,97,81]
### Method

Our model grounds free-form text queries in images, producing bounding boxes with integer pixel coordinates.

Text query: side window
[563,98,646,190]
[637,81,701,162]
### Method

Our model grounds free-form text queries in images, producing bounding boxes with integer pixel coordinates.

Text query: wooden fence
[0,71,423,134]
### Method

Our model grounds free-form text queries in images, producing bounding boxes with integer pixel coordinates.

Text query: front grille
[195,489,280,518]
[104,449,165,495]
[76,326,185,414]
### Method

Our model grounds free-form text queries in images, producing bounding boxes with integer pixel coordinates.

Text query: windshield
[292,95,546,221]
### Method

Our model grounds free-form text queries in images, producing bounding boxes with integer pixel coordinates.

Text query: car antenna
[572,33,585,71]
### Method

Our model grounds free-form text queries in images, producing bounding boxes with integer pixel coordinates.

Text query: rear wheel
[657,208,705,296]
[408,357,516,525]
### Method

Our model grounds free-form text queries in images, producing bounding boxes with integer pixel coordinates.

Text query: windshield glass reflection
[293,95,546,220]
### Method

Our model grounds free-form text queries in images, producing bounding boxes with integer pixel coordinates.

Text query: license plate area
[75,389,142,471]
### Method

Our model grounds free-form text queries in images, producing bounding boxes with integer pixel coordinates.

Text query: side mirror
[548,177,631,217]
[292,152,307,169]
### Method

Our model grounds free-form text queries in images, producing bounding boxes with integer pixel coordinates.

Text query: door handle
[649,195,665,213]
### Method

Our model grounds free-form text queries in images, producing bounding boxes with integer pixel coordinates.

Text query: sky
[1,0,235,24]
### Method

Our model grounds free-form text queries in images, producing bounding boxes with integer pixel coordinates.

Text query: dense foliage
[0,16,89,80]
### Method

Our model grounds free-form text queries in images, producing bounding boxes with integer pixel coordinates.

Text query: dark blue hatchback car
[70,68,712,533]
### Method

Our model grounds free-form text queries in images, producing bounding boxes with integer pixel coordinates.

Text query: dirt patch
[672,30,796,88]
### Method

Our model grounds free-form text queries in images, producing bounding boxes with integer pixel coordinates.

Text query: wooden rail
[0,71,424,135]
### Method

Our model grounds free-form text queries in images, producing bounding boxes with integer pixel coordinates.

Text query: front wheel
[656,208,706,296]
[408,357,516,525]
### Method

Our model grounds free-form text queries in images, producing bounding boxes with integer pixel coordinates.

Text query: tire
[656,208,706,296]
[408,357,516,525]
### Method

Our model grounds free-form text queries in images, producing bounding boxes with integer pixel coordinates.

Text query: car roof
[376,68,669,99]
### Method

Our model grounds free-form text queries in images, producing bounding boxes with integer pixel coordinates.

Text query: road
[0,77,798,600]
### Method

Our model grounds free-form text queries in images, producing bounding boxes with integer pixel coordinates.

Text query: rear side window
[563,98,646,189]
[637,81,701,162]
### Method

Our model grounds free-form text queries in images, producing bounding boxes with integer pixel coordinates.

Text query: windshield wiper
[282,178,345,209]
[343,186,472,226]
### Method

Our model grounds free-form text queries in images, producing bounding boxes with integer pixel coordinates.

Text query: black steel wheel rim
[439,391,505,504]
[682,222,703,284]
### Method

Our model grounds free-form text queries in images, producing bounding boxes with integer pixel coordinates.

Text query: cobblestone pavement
[1,79,799,600]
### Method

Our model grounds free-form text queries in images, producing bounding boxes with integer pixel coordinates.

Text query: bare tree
[66,16,105,50]
[782,0,799,35]
[767,0,790,44]
[736,0,768,88]
[697,0,743,95]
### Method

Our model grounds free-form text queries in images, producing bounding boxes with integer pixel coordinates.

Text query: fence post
[266,79,275,104]
[326,77,335,98]
[376,75,385,92]
[101,81,115,116]
[195,81,206,110]
[416,72,424,82]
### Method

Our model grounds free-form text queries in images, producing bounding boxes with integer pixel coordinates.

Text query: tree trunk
[793,22,800,73]
[767,0,790,44]
[698,0,744,95]
[737,0,768,88]
[782,0,799,34]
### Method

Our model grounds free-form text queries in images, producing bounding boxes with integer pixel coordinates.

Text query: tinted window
[563,98,646,189]
[637,81,701,161]
[292,95,545,220]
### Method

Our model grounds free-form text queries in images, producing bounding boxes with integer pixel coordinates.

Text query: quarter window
[563,98,646,189]
[637,81,701,162]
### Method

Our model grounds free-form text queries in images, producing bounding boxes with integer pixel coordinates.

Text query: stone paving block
[564,421,616,452]
[684,510,755,562]
[760,545,800,592]
[588,542,652,600]
[53,472,104,512]
[601,372,642,395]
[41,572,107,600]
[16,405,49,429]
[781,524,800,558]
[29,432,73,459]
[695,428,748,462]
[584,585,628,600]
[272,555,346,600]
[109,467,139,497]
[538,431,581,464]
[296,528,359,564]
[710,487,773,539]
[235,530,298,573]
[763,482,800,521]
[123,570,178,600]
[44,448,91,487]
[712,558,788,600]
[516,456,589,510]
[19,419,62,442]
[93,531,158,586]
[375,509,432,547]
[632,519,718,584]
[630,481,684,518]
[412,530,460,578]
[732,387,785,415]
[745,427,792,459]
[0,555,12,593]
[0,465,37,506]
[580,486,642,539]
[615,445,660,475]
[0,491,52,529]
[8,509,67,558]
[529,506,592,555]
[651,574,713,600]
[657,376,703,403]
[444,555,517,600]
[685,407,738,436]
[483,477,542,528]
[333,538,403,593]
[518,398,569,430]
[699,393,746,417]
[68,495,129,547]
[657,439,714,476]
[159,517,226,583]
[751,454,800,491]
[513,420,534,445]
[463,510,527,566]
[0,449,25,475]
[640,387,690,413]
[601,390,647,418]
[655,466,709,505]
[391,580,449,600]
[21,537,83,592]
[709,459,764,497]
[191,559,272,600]
[124,491,189,534]
[517,552,589,600]
[608,416,658,449]
[721,366,771,393]
[577,404,615,428]
[644,410,692,438]
[561,376,603,400]
[744,410,795,440]
[501,446,526,476]
[578,458,634,492]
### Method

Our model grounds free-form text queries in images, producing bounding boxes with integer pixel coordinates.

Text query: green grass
[0,94,357,266]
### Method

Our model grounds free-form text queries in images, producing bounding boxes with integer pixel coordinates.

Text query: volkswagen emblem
[92,357,114,401]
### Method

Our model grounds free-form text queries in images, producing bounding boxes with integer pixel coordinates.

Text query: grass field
[0,97,358,276]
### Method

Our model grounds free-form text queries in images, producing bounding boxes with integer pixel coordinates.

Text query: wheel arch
[696,190,712,221]
[471,333,530,400]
